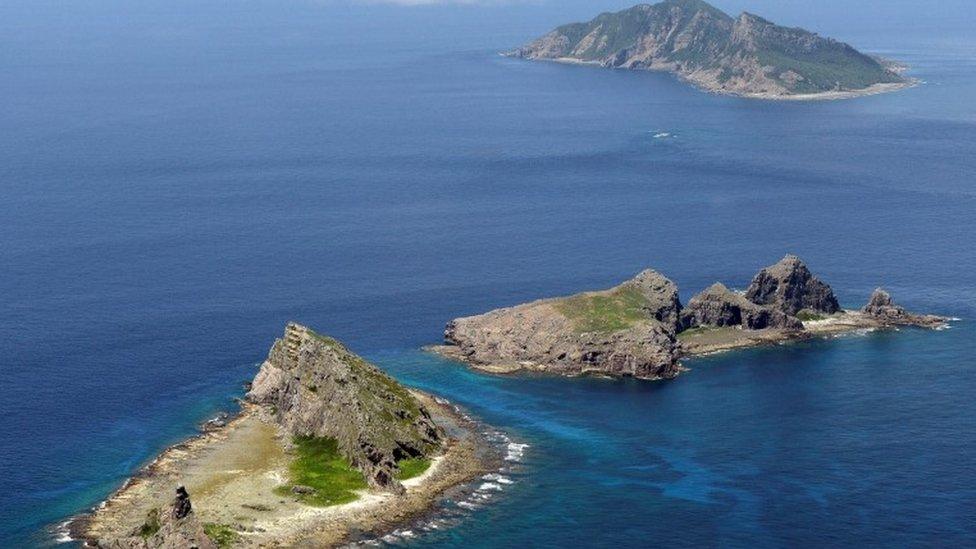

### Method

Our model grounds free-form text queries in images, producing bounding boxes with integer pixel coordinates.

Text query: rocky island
[433,255,948,379]
[506,0,912,100]
[72,323,497,548]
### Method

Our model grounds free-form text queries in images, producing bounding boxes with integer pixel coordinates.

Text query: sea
[1,0,975,546]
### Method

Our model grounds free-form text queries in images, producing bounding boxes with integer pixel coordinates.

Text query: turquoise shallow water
[1,1,975,546]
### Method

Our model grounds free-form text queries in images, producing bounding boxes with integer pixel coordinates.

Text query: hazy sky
[326,0,976,34]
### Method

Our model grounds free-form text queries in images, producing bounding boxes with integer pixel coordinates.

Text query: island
[505,0,913,100]
[71,323,498,548]
[432,255,948,379]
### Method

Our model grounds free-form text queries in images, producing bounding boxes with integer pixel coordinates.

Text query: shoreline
[430,310,952,379]
[68,392,504,548]
[501,53,918,101]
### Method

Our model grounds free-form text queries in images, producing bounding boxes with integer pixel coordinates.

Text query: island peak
[506,0,911,99]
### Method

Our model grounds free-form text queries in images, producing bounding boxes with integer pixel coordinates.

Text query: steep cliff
[681,282,803,331]
[744,255,841,316]
[248,323,443,492]
[442,270,683,379]
[507,0,907,98]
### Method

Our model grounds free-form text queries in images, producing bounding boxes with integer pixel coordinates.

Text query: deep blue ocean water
[2,0,975,546]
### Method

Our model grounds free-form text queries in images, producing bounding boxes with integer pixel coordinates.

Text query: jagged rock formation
[862,288,946,328]
[102,488,216,549]
[437,255,947,379]
[442,270,684,379]
[506,0,907,98]
[248,323,443,492]
[744,255,840,316]
[681,282,803,331]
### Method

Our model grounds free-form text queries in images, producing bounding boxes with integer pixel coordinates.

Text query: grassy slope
[554,284,651,334]
[275,436,368,507]
[396,458,432,480]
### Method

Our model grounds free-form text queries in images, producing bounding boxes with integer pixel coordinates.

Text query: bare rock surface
[248,323,443,491]
[862,288,947,328]
[682,282,803,331]
[744,255,841,316]
[441,270,684,379]
[437,255,948,378]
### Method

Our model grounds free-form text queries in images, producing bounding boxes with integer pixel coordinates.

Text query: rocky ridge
[436,255,948,378]
[248,323,443,492]
[506,0,908,98]
[443,269,684,380]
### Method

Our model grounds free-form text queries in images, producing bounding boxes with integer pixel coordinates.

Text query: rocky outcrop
[442,271,683,379]
[507,0,907,98]
[681,283,803,331]
[248,323,443,492]
[437,255,948,380]
[862,288,946,328]
[101,488,216,549]
[744,255,840,316]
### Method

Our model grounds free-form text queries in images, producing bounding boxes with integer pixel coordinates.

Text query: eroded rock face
[442,272,684,379]
[439,255,947,381]
[862,288,946,328]
[682,283,802,331]
[631,269,683,330]
[745,255,840,316]
[248,323,443,492]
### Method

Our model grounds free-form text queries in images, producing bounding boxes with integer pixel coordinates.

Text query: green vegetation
[396,458,432,480]
[536,1,902,94]
[555,284,650,334]
[203,523,238,549]
[137,508,161,540]
[796,311,828,322]
[274,436,367,507]
[755,47,899,93]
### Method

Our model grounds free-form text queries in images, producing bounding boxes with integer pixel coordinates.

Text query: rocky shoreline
[70,325,503,548]
[515,56,919,102]
[432,255,950,379]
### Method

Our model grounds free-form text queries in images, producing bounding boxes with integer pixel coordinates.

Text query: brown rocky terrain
[434,255,949,377]
[440,269,684,380]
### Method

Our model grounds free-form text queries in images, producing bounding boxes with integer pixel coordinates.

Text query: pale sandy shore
[70,392,499,547]
[737,80,920,102]
[503,53,918,101]
[679,310,944,357]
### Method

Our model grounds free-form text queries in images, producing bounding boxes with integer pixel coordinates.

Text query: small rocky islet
[506,0,912,99]
[434,255,948,379]
[73,323,497,548]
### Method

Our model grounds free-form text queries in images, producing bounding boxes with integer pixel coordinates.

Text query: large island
[506,0,913,100]
[433,255,948,379]
[73,324,497,548]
